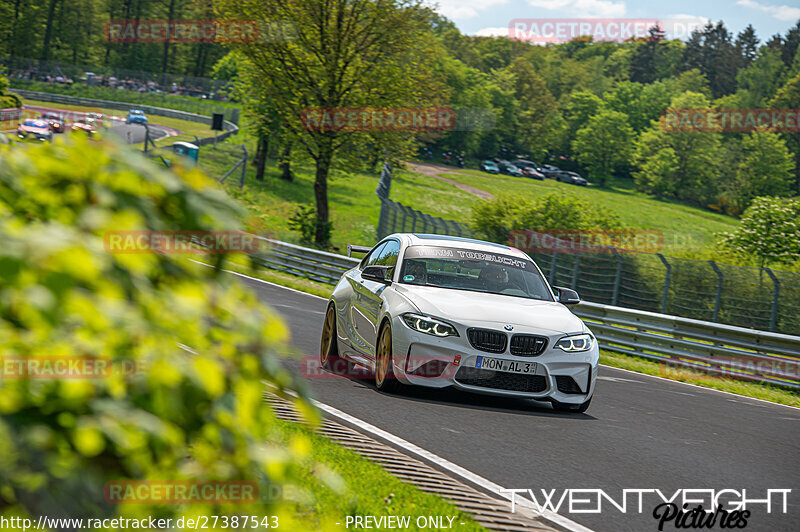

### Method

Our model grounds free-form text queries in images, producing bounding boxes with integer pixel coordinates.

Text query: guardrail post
[764,268,780,332]
[612,248,623,306]
[410,210,418,232]
[571,254,580,291]
[709,261,723,322]
[657,253,671,313]
[239,144,248,189]
[400,205,409,231]
[390,203,399,233]
[376,199,389,239]
[549,252,557,284]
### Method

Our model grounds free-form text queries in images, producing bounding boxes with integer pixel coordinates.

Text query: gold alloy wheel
[320,305,336,366]
[375,325,392,387]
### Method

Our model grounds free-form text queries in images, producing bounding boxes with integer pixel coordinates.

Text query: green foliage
[504,57,563,160]
[717,196,800,267]
[288,204,332,247]
[723,132,795,215]
[0,0,226,76]
[217,0,442,245]
[632,91,721,205]
[0,136,324,526]
[471,192,623,243]
[572,110,634,186]
[0,74,22,108]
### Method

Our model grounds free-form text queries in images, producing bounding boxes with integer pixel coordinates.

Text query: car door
[344,241,386,355]
[349,239,400,360]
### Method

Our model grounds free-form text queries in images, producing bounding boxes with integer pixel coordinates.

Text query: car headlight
[554,333,593,352]
[402,313,458,337]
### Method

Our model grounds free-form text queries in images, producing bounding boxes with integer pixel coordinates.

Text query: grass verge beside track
[275,418,486,530]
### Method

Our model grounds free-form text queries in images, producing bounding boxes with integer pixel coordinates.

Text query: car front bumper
[391,315,598,404]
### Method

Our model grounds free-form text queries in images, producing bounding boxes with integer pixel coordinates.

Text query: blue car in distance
[126,109,148,125]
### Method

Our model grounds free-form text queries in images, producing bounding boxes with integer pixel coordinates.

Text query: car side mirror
[362,265,392,285]
[554,286,580,305]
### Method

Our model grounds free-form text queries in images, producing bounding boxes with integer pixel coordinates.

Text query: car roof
[391,233,528,257]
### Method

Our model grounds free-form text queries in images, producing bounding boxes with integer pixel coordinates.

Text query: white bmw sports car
[319,233,598,412]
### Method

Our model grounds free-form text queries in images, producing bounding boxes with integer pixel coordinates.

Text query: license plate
[475,356,537,374]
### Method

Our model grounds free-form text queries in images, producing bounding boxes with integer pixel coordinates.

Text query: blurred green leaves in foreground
[0,135,336,528]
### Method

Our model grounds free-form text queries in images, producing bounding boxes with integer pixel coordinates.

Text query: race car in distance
[319,233,598,412]
[71,118,98,137]
[42,112,66,133]
[17,119,53,141]
[126,109,148,124]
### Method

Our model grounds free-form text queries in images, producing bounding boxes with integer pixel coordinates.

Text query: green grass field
[203,139,739,254]
[202,142,476,252]
[431,168,740,252]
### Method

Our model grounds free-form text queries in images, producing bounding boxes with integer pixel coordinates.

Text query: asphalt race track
[241,275,800,532]
[107,122,173,144]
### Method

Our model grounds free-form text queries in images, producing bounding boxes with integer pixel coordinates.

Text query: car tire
[320,304,340,370]
[375,322,402,393]
[552,397,591,413]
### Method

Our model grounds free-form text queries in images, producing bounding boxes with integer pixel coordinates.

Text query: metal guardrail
[9,89,238,144]
[250,237,800,389]
[253,237,359,284]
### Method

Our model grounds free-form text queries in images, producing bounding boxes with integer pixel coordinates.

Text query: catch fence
[376,197,800,334]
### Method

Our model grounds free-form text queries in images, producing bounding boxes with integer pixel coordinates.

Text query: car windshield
[24,120,45,127]
[399,245,553,301]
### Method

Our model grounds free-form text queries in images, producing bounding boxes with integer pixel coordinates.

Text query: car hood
[394,285,584,335]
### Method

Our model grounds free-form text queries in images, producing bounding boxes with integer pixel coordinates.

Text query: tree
[505,57,562,160]
[632,91,721,205]
[562,90,603,154]
[629,25,669,84]
[717,197,800,267]
[734,46,787,107]
[724,132,795,214]
[770,70,800,194]
[0,74,22,108]
[735,24,760,65]
[217,0,440,246]
[572,110,633,186]
[680,22,741,98]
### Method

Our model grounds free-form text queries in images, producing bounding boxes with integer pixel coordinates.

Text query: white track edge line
[199,260,798,411]
[599,364,800,411]
[309,396,594,532]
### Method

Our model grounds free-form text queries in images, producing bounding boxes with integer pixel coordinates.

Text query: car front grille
[555,375,584,394]
[510,334,547,356]
[455,367,547,393]
[467,328,507,353]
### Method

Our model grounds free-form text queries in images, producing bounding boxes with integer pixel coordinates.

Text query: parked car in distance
[126,109,148,124]
[17,119,53,141]
[512,159,545,180]
[519,165,545,180]
[480,160,500,174]
[497,160,524,177]
[540,164,562,179]
[42,113,66,133]
[556,171,588,186]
